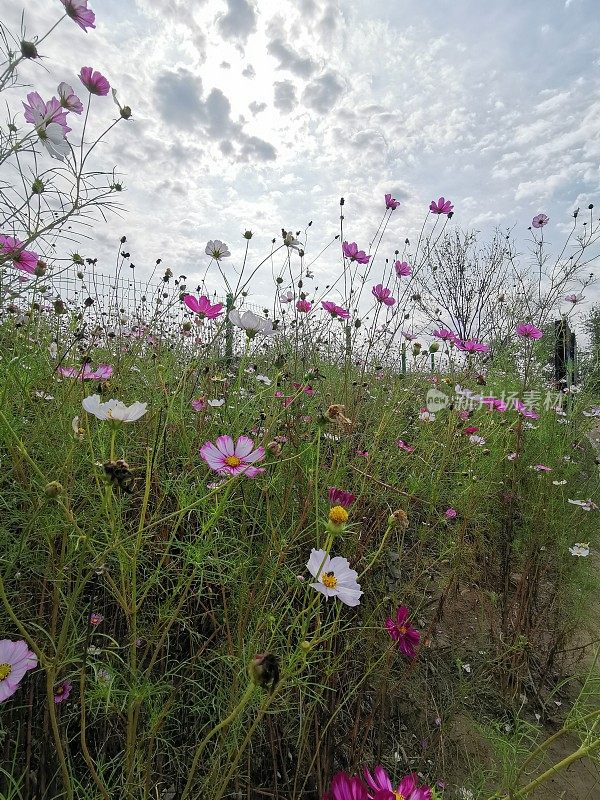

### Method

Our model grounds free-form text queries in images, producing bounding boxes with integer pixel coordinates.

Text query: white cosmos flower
[82,394,147,422]
[568,498,598,511]
[228,309,277,338]
[569,543,590,557]
[205,240,230,260]
[306,548,362,607]
[36,120,69,161]
[255,374,272,385]
[208,398,225,407]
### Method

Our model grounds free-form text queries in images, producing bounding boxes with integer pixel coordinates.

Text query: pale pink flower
[397,439,415,453]
[191,397,207,412]
[445,508,458,520]
[532,213,549,228]
[23,92,70,132]
[565,293,585,304]
[57,82,84,114]
[533,464,552,472]
[53,680,72,704]
[0,640,37,703]
[79,67,110,96]
[59,363,112,381]
[200,435,265,477]
[61,0,96,31]
[429,196,454,215]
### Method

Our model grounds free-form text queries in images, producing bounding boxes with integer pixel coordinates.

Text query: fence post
[225,293,234,364]
[554,319,577,387]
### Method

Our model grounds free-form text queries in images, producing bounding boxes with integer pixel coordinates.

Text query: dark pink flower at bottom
[323,771,369,800]
[364,767,432,800]
[328,487,356,508]
[385,606,420,658]
[183,294,224,319]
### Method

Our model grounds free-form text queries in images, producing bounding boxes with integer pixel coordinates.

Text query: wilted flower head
[516,322,543,339]
[307,549,362,607]
[205,239,230,260]
[200,435,265,478]
[248,653,280,691]
[183,294,223,319]
[61,0,96,31]
[532,213,549,228]
[325,403,352,428]
[394,260,412,278]
[229,309,277,337]
[82,395,147,422]
[372,284,396,306]
[0,640,38,702]
[322,301,349,319]
[79,67,110,96]
[191,397,207,412]
[385,193,400,210]
[385,607,420,658]
[342,241,370,264]
[429,196,454,215]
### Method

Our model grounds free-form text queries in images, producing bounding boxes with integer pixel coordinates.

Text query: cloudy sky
[3,0,599,306]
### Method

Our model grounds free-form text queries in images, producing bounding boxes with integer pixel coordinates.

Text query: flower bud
[327,505,349,534]
[248,653,279,691]
[34,261,47,277]
[21,40,39,59]
[45,481,64,498]
[72,253,84,265]
[31,177,44,194]
[53,299,67,315]
[120,105,132,119]
[429,342,440,353]
[243,230,253,239]
[182,321,192,332]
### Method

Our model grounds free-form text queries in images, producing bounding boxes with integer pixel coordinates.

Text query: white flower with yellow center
[306,548,362,607]
[82,394,147,422]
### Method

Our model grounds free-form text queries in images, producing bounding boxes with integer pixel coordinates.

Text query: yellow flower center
[328,505,349,525]
[225,455,242,467]
[0,663,12,681]
[322,571,338,589]
[395,793,406,800]
[398,625,408,635]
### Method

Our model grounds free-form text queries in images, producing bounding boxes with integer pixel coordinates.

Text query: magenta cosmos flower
[53,680,72,704]
[61,0,96,31]
[397,440,415,453]
[394,260,412,278]
[322,301,350,320]
[513,399,539,420]
[429,196,454,215]
[0,640,37,702]
[456,339,489,354]
[364,766,432,800]
[328,487,356,508]
[342,241,371,264]
[516,323,543,339]
[433,328,457,342]
[482,396,507,412]
[79,67,110,96]
[532,213,549,228]
[0,235,39,274]
[200,435,265,478]
[444,507,457,520]
[23,92,70,132]
[385,606,420,658]
[59,363,113,381]
[296,299,312,312]
[183,294,224,319]
[385,193,400,210]
[372,284,396,306]
[323,771,369,800]
[191,397,207,412]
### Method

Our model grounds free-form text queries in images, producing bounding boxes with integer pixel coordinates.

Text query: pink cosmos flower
[61,0,96,31]
[23,92,71,132]
[513,399,539,420]
[458,410,471,421]
[296,299,312,312]
[372,284,396,306]
[402,331,417,342]
[565,293,585,304]
[292,382,315,396]
[364,766,432,800]
[462,426,479,435]
[445,508,457,520]
[429,196,454,215]
[53,680,72,704]
[385,607,420,658]
[322,301,350,319]
[57,82,84,114]
[394,260,412,278]
[191,397,207,412]
[0,640,38,702]
[397,440,415,453]
[385,193,400,210]
[532,213,549,228]
[433,328,457,342]
[200,435,265,478]
[533,464,552,472]
[516,323,543,339]
[342,241,370,264]
[183,294,224,319]
[328,487,356,508]
[79,67,110,96]
[89,612,104,625]
[324,771,369,800]
[456,339,490,354]
[0,235,39,273]
[59,363,113,381]
[482,396,508,412]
